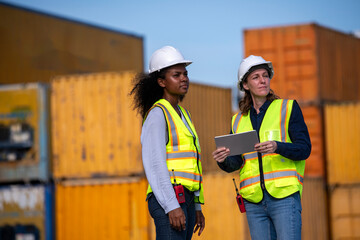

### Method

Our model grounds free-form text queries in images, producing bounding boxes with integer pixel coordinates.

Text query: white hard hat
[149,46,192,73]
[238,55,274,90]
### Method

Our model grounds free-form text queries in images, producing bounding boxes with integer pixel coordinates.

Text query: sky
[1,0,360,89]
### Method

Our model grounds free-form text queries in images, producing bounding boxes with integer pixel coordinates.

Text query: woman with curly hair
[130,46,205,240]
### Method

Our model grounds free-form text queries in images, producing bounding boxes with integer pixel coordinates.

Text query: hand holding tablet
[214,130,259,156]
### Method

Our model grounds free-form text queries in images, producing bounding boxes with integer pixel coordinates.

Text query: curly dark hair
[129,71,164,119]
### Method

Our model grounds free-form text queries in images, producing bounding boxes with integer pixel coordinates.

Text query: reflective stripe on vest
[232,99,305,203]
[232,112,242,133]
[240,169,304,189]
[264,170,303,184]
[144,99,204,204]
[280,99,289,142]
[172,170,203,183]
[156,103,180,152]
[167,151,201,161]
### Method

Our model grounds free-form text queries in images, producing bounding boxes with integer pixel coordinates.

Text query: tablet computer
[214,130,259,156]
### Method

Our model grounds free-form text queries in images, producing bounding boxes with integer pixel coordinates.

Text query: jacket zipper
[258,152,265,190]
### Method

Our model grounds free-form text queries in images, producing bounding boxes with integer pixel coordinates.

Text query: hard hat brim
[149,60,192,74]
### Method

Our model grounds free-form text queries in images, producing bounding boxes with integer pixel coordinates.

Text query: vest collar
[250,100,271,115]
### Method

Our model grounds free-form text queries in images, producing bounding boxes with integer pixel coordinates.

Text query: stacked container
[0,184,54,239]
[0,83,53,239]
[51,72,143,179]
[50,72,152,240]
[1,3,146,239]
[55,177,149,240]
[0,3,144,85]
[243,23,360,239]
[325,103,360,239]
[0,83,50,182]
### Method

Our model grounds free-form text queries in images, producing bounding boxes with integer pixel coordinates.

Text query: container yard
[1,2,359,239]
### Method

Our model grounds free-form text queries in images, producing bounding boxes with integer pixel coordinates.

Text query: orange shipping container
[329,184,360,239]
[301,105,325,177]
[324,102,360,184]
[51,72,143,179]
[244,23,360,103]
[55,177,149,240]
[181,83,233,173]
[0,3,143,85]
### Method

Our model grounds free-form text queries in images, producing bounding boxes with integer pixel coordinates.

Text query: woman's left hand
[193,210,205,236]
[254,141,277,153]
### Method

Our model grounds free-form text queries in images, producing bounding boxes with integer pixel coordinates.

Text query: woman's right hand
[212,147,230,163]
[168,207,186,231]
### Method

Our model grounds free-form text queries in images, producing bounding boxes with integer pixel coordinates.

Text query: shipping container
[51,72,143,179]
[0,3,143,85]
[0,184,54,240]
[328,184,360,239]
[55,177,150,240]
[244,23,360,103]
[301,177,329,240]
[325,102,360,184]
[181,83,233,173]
[0,83,50,182]
[301,104,326,177]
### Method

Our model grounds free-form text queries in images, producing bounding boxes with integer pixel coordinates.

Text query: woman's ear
[157,77,166,88]
[242,81,249,91]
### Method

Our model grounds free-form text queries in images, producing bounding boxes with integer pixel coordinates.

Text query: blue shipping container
[0,183,54,240]
[0,83,50,182]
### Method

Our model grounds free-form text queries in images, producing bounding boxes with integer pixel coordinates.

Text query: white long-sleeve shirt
[141,106,201,214]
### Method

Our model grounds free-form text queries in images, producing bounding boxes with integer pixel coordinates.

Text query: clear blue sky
[1,0,360,89]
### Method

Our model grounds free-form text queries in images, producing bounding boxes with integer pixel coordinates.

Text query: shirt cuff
[195,203,202,211]
[163,198,181,214]
[275,141,284,154]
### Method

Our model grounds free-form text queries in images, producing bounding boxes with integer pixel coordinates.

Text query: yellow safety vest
[231,99,305,203]
[144,99,204,204]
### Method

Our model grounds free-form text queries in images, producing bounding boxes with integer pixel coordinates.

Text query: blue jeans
[244,190,302,240]
[148,188,196,240]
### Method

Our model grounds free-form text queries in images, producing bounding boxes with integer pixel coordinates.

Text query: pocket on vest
[270,157,298,187]
[263,129,281,141]
[270,157,296,170]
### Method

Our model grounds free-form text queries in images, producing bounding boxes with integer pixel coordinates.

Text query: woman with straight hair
[213,55,311,240]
